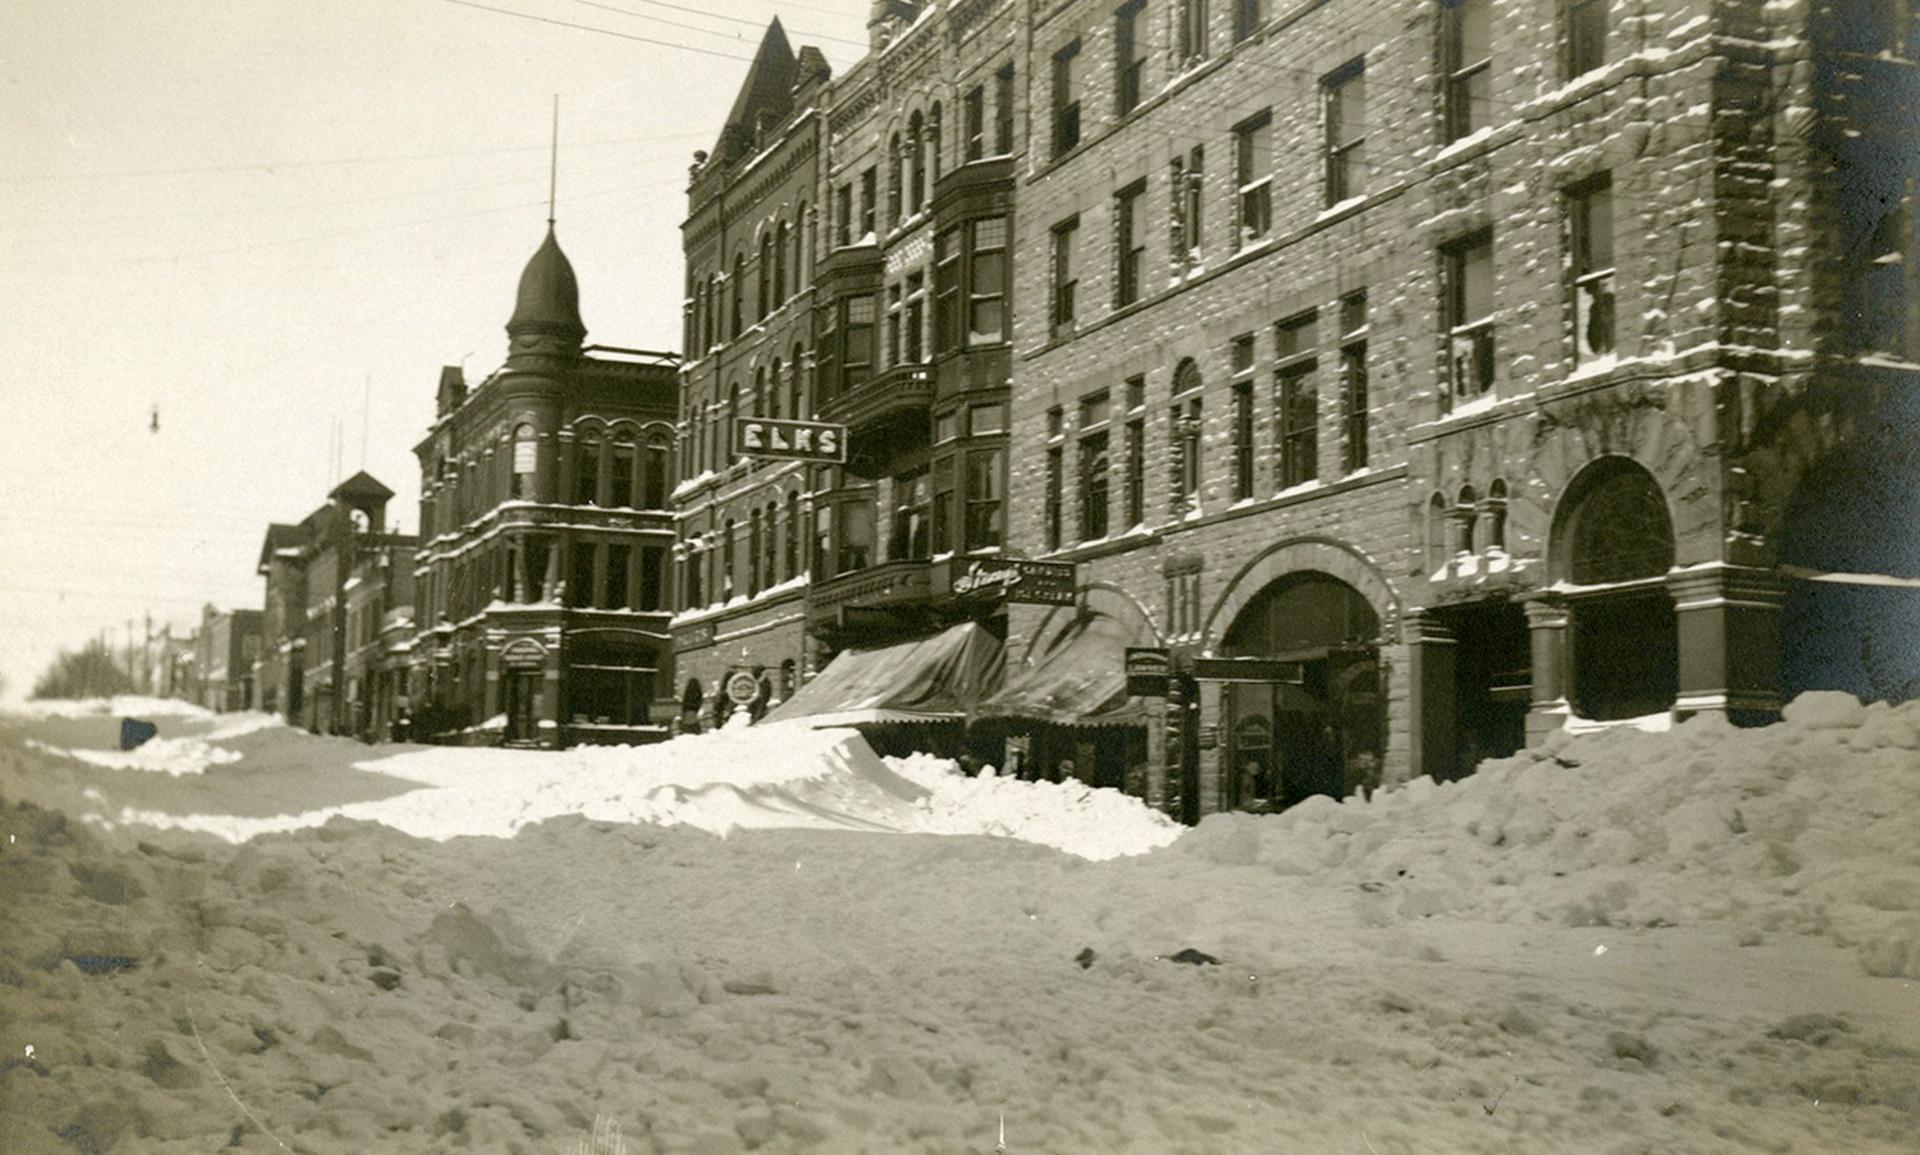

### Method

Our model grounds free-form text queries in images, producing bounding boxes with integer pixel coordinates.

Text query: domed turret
[507,226,586,349]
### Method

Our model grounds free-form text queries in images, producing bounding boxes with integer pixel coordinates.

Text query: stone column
[1403,608,1458,783]
[1668,564,1787,725]
[1521,593,1571,744]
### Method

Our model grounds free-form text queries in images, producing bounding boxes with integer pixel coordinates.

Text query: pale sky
[0,0,871,700]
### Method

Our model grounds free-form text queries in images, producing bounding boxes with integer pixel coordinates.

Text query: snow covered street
[2,698,1918,1153]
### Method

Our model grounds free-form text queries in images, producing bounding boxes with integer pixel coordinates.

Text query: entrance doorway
[504,668,541,742]
[1431,600,1530,778]
[1218,573,1383,810]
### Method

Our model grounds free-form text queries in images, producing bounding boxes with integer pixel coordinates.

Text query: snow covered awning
[974,611,1151,729]
[762,622,1003,727]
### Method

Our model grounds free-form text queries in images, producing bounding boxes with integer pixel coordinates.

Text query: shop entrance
[1218,573,1384,810]
[1430,600,1530,778]
[503,668,541,742]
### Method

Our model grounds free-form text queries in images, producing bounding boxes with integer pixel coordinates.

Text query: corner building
[412,229,680,746]
[1008,0,1918,820]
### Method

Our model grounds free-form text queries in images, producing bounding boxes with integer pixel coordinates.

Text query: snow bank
[1170,692,1920,976]
[79,720,1181,860]
[885,753,1183,861]
[26,735,242,777]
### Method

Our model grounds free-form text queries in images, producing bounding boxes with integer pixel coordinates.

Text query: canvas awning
[762,621,1004,727]
[974,611,1151,728]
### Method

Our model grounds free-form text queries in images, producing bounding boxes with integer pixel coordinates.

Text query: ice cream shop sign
[949,557,1077,606]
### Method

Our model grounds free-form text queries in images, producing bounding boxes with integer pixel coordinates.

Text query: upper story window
[935,218,1011,354]
[1170,358,1203,515]
[1566,0,1606,78]
[1052,39,1083,159]
[905,270,927,363]
[964,85,986,161]
[1079,391,1112,541]
[1570,173,1617,365]
[1177,0,1209,63]
[510,424,536,499]
[1444,231,1496,406]
[965,448,1006,550]
[1116,179,1148,308]
[1442,0,1491,142]
[757,233,772,321]
[1274,310,1318,490]
[907,112,927,212]
[835,183,853,248]
[1116,0,1148,116]
[575,429,601,505]
[643,430,671,508]
[995,64,1016,154]
[610,433,636,507]
[891,467,932,561]
[888,133,905,228]
[1052,215,1081,335]
[1339,291,1369,473]
[1230,334,1256,501]
[1235,111,1272,245]
[970,217,1008,344]
[1324,60,1368,207]
[1124,376,1147,527]
[1233,0,1265,42]
[730,253,746,338]
[1171,145,1204,271]
[859,167,877,239]
[774,221,789,305]
[843,295,877,391]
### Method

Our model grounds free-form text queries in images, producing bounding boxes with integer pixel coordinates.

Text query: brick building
[676,4,1044,756]
[250,473,416,735]
[1006,0,1917,819]
[195,605,262,712]
[410,226,680,746]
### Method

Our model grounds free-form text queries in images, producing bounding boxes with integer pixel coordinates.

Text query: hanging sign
[1124,647,1171,697]
[733,418,847,463]
[950,557,1077,605]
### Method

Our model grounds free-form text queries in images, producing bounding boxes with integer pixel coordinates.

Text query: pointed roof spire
[716,19,797,163]
[507,226,586,345]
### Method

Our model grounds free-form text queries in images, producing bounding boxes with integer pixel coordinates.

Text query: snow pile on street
[202,712,285,741]
[78,720,1181,861]
[4,695,216,720]
[887,752,1183,861]
[1172,691,1920,977]
[25,735,243,777]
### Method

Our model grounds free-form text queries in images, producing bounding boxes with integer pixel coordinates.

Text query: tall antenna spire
[547,94,559,228]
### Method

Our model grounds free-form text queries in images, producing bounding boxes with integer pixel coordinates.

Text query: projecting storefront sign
[949,557,1078,605]
[732,418,847,463]
[1124,647,1172,697]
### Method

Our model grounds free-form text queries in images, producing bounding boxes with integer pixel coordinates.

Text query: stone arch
[1545,454,1676,586]
[1202,535,1401,655]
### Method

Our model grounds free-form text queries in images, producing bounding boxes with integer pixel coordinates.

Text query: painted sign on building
[1125,647,1171,696]
[949,557,1077,605]
[732,418,848,463]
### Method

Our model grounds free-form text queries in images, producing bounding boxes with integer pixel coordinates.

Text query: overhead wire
[568,0,870,50]
[439,0,760,61]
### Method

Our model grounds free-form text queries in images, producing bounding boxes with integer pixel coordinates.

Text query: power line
[568,0,869,49]
[0,129,711,185]
[440,0,759,62]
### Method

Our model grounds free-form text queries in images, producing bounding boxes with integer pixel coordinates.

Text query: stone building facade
[195,606,262,713]
[673,0,1915,813]
[410,228,680,747]
[1007,0,1917,819]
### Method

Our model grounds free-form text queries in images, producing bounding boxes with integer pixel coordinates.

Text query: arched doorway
[680,678,704,734]
[1218,572,1383,810]
[1778,395,1920,703]
[1552,457,1679,720]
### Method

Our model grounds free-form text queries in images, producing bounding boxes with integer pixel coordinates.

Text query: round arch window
[1566,463,1673,585]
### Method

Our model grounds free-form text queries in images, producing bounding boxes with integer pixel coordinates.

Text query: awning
[762,621,1004,727]
[974,611,1151,728]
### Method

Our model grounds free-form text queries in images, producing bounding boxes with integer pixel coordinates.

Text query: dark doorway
[1434,600,1530,779]
[1572,594,1679,720]
[1219,573,1384,810]
[504,668,541,742]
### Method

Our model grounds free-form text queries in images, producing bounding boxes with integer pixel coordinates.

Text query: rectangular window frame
[1443,230,1497,406]
[1115,0,1148,117]
[1052,39,1083,159]
[1052,215,1080,334]
[1442,0,1492,143]
[1324,58,1368,207]
[1235,111,1273,246]
[1115,178,1148,308]
[1569,173,1617,365]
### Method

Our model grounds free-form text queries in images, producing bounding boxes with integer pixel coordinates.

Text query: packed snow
[1,693,1916,1153]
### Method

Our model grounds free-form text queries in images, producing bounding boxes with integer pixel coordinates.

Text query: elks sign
[732,418,848,463]
[949,557,1077,606]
